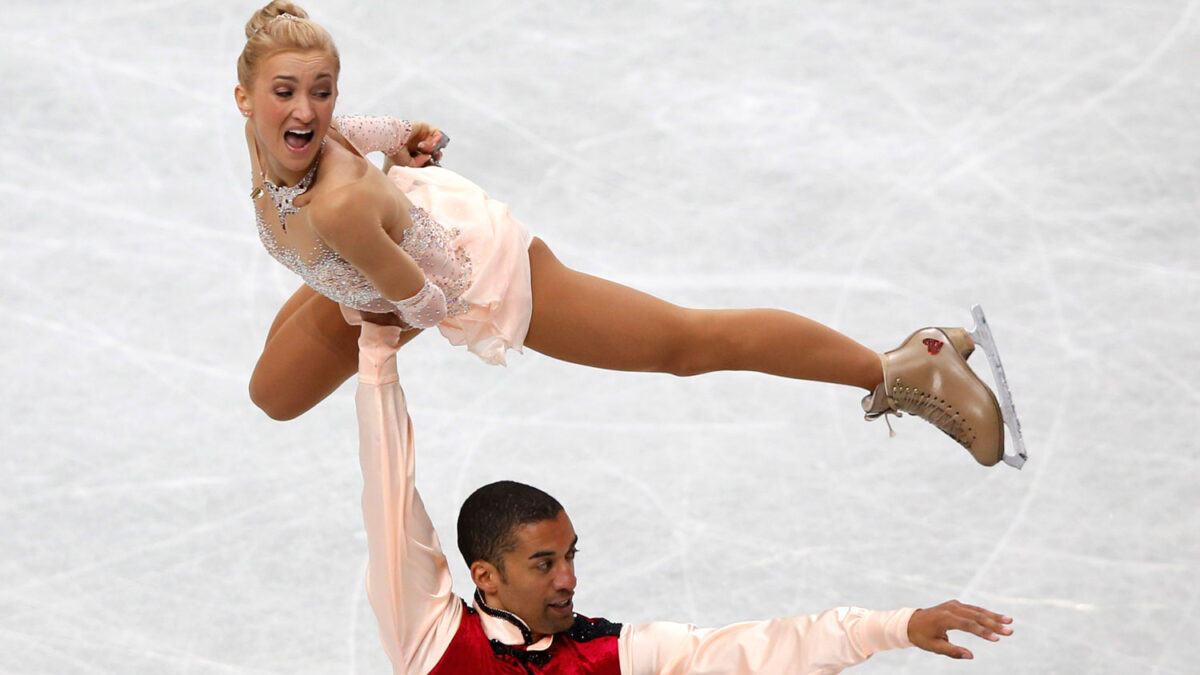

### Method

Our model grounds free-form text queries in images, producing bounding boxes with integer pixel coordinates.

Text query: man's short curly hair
[457,481,563,573]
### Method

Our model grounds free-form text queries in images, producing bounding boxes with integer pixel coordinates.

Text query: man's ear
[471,560,502,595]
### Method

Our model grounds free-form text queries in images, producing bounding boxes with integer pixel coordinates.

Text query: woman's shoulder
[318,140,373,191]
[308,154,389,233]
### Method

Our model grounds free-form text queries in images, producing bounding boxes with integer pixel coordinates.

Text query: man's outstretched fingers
[957,602,1014,641]
[909,600,1013,660]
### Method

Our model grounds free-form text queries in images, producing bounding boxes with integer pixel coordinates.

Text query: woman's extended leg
[250,285,421,420]
[523,238,883,390]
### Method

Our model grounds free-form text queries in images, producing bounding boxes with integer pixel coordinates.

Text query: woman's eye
[315,91,332,98]
[274,90,292,99]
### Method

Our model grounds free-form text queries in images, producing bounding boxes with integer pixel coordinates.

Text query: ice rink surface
[3,1,1199,673]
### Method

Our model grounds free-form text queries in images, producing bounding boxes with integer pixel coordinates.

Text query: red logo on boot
[923,338,944,355]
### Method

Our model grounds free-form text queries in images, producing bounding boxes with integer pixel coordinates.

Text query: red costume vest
[427,601,622,675]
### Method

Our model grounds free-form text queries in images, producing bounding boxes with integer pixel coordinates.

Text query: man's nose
[555,561,576,592]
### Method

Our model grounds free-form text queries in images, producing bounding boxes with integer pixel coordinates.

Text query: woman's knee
[248,371,309,421]
[250,308,359,421]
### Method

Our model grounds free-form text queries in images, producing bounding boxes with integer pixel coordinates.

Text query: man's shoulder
[565,613,623,642]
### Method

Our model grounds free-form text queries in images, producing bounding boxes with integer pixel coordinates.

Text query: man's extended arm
[621,599,1012,674]
[356,320,461,674]
[620,606,913,674]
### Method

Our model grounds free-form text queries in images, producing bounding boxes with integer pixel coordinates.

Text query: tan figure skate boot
[862,327,1005,466]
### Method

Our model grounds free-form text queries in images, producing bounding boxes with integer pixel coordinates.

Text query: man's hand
[360,310,404,326]
[338,306,405,327]
[908,600,1013,660]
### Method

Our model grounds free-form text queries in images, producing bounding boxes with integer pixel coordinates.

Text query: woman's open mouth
[284,129,315,152]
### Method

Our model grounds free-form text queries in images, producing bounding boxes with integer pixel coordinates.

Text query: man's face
[487,510,579,640]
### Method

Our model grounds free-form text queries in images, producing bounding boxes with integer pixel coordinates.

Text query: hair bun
[237,0,338,89]
[244,1,311,39]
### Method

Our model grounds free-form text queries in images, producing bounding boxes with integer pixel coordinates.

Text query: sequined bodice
[255,205,473,316]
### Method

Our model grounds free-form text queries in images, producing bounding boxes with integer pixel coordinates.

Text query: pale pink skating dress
[253,115,533,365]
[384,162,533,365]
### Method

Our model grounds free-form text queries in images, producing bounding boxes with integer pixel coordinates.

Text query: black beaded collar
[474,588,539,645]
[472,588,623,648]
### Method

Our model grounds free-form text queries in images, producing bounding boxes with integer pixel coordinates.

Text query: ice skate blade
[968,305,1027,469]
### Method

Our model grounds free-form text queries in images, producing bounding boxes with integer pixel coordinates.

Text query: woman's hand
[907,599,1013,660]
[385,122,448,169]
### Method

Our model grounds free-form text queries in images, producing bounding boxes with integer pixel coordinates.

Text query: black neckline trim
[474,588,536,645]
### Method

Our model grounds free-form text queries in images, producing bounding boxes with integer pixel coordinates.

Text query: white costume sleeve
[335,115,413,157]
[356,321,462,674]
[620,606,915,675]
[389,279,448,329]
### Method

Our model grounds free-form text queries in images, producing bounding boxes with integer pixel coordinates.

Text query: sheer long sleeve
[390,279,448,329]
[336,115,414,157]
[356,321,462,674]
[620,606,915,675]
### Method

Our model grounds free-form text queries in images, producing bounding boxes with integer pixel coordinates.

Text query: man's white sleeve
[620,606,915,674]
[356,322,462,674]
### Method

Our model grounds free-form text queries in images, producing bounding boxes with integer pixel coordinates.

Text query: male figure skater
[353,319,1013,674]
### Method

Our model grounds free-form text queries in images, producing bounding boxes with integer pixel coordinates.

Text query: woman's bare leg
[261,284,321,345]
[250,285,421,419]
[523,238,883,390]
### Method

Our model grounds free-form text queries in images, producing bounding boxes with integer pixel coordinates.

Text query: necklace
[250,139,325,232]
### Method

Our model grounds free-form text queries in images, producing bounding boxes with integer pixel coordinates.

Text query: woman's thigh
[523,238,701,373]
[250,289,419,419]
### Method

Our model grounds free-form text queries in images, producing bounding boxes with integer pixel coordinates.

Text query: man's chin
[540,613,576,636]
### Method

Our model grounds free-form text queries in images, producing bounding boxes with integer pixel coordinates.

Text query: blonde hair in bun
[237,1,340,89]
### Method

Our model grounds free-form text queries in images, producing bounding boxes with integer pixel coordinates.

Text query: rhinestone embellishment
[254,205,473,318]
[252,139,324,232]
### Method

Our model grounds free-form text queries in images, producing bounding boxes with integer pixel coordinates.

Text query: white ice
[2,1,1198,673]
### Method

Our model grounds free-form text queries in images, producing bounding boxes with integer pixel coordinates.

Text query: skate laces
[889,382,972,448]
[881,411,897,437]
[862,384,901,437]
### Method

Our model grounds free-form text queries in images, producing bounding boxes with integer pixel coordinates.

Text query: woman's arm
[309,184,425,301]
[335,115,412,156]
[334,115,446,167]
[308,183,447,328]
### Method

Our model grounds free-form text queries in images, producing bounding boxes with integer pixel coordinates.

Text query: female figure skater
[235,2,1023,468]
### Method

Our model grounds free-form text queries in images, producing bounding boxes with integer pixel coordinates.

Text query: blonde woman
[236,2,1024,468]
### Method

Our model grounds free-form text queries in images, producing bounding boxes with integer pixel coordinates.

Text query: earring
[242,110,251,118]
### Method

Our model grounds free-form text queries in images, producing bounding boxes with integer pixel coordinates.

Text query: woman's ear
[234,84,252,117]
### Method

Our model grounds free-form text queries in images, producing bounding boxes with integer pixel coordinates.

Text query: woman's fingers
[415,129,447,165]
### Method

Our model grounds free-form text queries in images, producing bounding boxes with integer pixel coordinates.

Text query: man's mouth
[547,598,573,615]
[284,129,314,151]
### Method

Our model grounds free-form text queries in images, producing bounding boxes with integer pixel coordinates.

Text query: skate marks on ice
[2,1,1200,674]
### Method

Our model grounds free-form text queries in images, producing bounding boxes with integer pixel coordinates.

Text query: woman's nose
[292,100,315,122]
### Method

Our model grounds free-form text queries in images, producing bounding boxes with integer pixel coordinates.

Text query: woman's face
[236,49,338,182]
